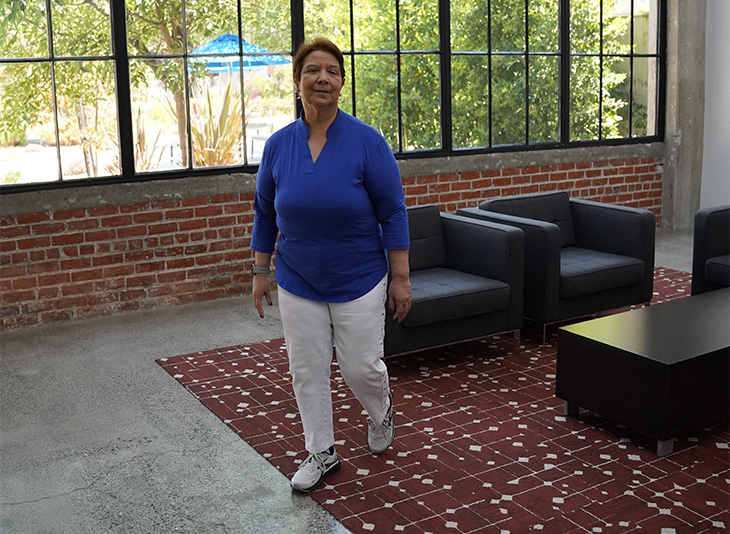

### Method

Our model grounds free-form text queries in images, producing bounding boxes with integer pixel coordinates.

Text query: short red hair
[293,38,346,82]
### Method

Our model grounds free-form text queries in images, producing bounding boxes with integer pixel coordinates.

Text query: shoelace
[302,451,329,472]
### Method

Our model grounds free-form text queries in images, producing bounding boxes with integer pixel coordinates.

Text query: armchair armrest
[440,212,525,326]
[692,205,730,294]
[456,207,561,322]
[570,199,656,262]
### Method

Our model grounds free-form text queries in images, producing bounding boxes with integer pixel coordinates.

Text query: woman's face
[295,50,344,111]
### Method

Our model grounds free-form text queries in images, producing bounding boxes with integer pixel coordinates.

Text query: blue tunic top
[251,110,409,303]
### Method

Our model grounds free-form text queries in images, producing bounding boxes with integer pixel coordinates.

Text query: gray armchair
[691,205,730,295]
[457,192,656,341]
[384,205,524,357]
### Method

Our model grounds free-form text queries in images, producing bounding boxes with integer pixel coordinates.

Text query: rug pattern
[158,268,729,533]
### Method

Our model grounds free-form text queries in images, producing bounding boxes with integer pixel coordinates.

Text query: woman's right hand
[252,274,273,318]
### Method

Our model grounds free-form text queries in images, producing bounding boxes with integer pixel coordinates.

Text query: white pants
[278,276,390,453]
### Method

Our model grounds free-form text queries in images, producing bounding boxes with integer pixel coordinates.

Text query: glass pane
[52,0,111,57]
[244,63,297,164]
[339,55,353,115]
[529,55,559,143]
[189,76,244,168]
[304,0,351,51]
[634,0,658,54]
[571,0,600,54]
[451,0,487,52]
[0,1,48,58]
[240,0,291,53]
[186,0,237,53]
[401,0,439,51]
[401,54,440,150]
[54,60,119,180]
[353,54,398,150]
[129,58,187,172]
[602,55,629,139]
[602,0,630,56]
[353,0,396,51]
[0,62,58,185]
[491,0,525,52]
[492,54,525,146]
[570,55,600,140]
[632,57,656,137]
[451,55,489,149]
[126,1,183,56]
[529,0,559,52]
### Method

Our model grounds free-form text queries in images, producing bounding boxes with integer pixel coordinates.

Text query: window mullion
[559,0,570,143]
[439,0,452,153]
[111,0,134,179]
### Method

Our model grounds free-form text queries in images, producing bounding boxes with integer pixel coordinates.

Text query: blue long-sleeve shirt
[251,110,409,302]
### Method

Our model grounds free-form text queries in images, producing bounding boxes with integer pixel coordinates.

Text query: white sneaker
[367,390,395,454]
[290,448,340,492]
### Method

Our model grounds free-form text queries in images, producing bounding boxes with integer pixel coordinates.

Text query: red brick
[119,202,151,213]
[211,193,239,204]
[17,212,51,224]
[0,226,30,239]
[133,212,164,224]
[18,236,51,249]
[67,219,99,231]
[53,208,87,220]
[60,258,93,271]
[12,277,37,290]
[126,275,156,287]
[116,226,147,238]
[101,215,133,227]
[84,229,116,242]
[38,272,70,286]
[148,222,178,235]
[165,208,195,220]
[71,269,104,282]
[26,261,59,274]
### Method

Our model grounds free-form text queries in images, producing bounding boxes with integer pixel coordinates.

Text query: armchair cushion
[481,191,576,247]
[560,247,645,299]
[404,268,510,328]
[408,205,447,271]
[706,255,730,286]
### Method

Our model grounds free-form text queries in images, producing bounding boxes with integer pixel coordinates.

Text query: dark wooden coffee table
[556,288,730,456]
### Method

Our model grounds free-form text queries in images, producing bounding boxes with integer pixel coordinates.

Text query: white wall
[701,0,730,208]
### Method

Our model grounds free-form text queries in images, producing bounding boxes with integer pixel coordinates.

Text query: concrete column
[663,0,706,229]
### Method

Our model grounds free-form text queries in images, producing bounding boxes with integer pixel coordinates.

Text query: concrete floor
[0,227,694,534]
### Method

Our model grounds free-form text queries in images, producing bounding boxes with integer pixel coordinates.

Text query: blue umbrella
[190,33,291,73]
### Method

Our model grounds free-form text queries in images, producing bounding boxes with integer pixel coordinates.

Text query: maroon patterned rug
[157,268,729,533]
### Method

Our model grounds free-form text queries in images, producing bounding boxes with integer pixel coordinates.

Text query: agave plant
[190,81,245,167]
[104,108,164,174]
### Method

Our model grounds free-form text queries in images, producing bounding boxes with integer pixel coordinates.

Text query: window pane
[602,56,629,139]
[634,0,658,54]
[304,0,351,51]
[339,56,353,115]
[126,1,184,56]
[0,1,48,58]
[55,60,119,180]
[529,0,559,52]
[186,1,237,53]
[243,63,296,164]
[354,0,396,51]
[451,55,489,149]
[189,76,244,168]
[401,0,439,51]
[632,57,656,137]
[129,58,187,172]
[451,0,487,52]
[571,0,600,54]
[52,0,111,57]
[602,0,630,56]
[529,55,559,143]
[0,62,58,185]
[238,0,291,52]
[492,54,525,146]
[353,55,398,150]
[401,54,440,150]
[491,0,525,52]
[570,55,600,140]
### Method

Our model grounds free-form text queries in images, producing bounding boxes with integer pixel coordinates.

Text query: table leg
[657,438,675,457]
[563,400,579,416]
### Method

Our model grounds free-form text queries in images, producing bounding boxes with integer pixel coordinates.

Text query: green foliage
[189,81,244,167]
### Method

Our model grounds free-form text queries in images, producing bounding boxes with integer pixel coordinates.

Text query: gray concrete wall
[663,0,707,228]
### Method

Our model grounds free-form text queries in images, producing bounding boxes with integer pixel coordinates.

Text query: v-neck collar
[295,108,346,140]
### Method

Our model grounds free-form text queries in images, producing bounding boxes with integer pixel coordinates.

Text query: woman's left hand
[388,275,412,323]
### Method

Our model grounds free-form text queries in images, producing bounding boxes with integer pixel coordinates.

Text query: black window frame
[0,0,666,193]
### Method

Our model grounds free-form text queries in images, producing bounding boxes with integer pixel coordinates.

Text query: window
[0,0,664,189]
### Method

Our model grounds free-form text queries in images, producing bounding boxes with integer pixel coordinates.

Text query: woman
[250,38,411,493]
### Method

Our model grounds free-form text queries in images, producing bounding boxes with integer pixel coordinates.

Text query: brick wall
[0,155,662,331]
